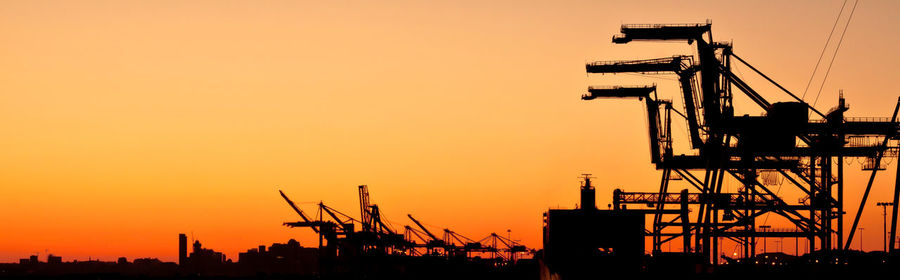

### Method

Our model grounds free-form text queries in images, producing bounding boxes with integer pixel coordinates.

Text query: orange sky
[2,0,899,262]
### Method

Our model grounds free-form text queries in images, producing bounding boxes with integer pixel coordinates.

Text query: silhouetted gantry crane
[280,186,531,266]
[280,186,408,260]
[407,214,446,255]
[586,22,900,264]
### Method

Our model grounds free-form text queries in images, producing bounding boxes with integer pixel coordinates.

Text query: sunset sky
[2,0,900,262]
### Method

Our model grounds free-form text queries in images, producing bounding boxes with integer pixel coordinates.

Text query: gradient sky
[2,0,899,262]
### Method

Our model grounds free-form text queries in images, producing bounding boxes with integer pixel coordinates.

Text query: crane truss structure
[280,188,531,265]
[585,22,900,265]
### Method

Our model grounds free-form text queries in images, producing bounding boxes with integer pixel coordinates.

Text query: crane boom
[404,226,429,243]
[585,56,703,148]
[359,185,371,231]
[279,190,319,234]
[319,202,346,224]
[584,86,670,165]
[408,214,439,241]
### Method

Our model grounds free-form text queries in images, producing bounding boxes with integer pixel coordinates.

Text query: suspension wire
[802,0,849,100]
[812,0,859,107]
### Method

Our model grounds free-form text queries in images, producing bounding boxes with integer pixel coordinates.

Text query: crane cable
[812,0,860,108]
[801,0,849,100]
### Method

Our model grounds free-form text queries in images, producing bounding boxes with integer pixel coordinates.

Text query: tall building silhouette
[178,233,187,265]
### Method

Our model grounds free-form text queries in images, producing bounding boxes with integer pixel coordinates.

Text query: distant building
[191,240,226,264]
[5,253,178,277]
[238,239,318,275]
[179,239,229,275]
[178,233,188,265]
[17,256,40,265]
[47,254,62,264]
[133,258,164,265]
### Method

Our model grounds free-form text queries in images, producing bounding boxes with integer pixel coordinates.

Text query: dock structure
[584,22,900,267]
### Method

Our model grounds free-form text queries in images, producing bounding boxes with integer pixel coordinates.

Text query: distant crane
[408,214,446,254]
[280,186,528,262]
[278,190,318,234]
[408,215,439,242]
[279,190,338,255]
[359,185,371,232]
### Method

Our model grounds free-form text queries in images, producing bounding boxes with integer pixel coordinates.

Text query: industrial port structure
[576,22,900,268]
[8,19,900,280]
[279,185,531,276]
